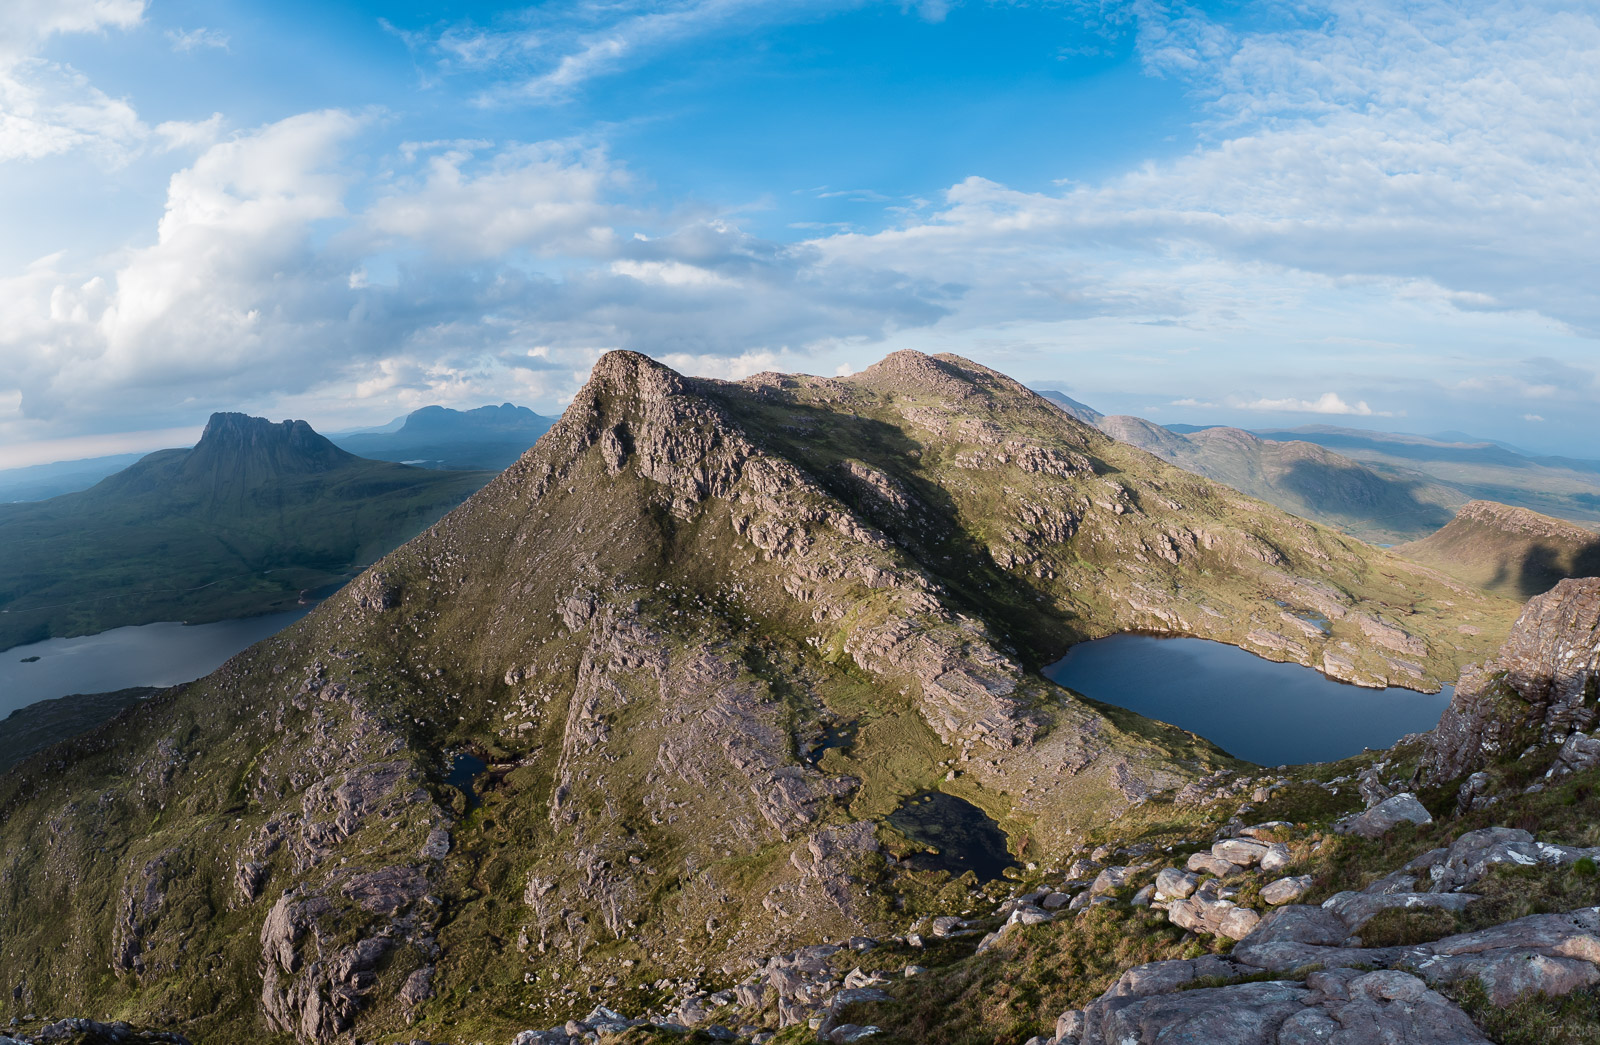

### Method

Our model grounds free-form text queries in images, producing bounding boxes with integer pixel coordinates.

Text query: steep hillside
[333,403,555,471]
[0,351,1516,1044]
[0,414,491,650]
[1397,500,1600,599]
[1094,415,1463,544]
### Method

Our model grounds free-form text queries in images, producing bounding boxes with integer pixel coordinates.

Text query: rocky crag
[0,351,1515,1044]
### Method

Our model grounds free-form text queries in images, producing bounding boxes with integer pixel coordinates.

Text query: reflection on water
[447,752,488,811]
[1044,634,1454,766]
[888,790,1016,882]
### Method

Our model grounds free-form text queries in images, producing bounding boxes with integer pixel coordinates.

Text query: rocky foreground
[326,578,1600,1044]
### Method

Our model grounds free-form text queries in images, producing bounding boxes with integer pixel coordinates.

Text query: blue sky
[1,0,1597,467]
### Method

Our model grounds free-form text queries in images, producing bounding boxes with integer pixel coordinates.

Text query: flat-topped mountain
[0,413,491,649]
[332,402,556,471]
[1089,414,1463,544]
[0,352,1516,1043]
[1397,500,1600,598]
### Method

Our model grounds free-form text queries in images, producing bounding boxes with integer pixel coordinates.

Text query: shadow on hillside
[1501,540,1600,600]
[708,393,1085,665]
[1277,458,1455,536]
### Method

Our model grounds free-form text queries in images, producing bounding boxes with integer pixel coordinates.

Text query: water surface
[1044,634,1452,766]
[0,609,311,718]
[447,753,488,811]
[888,790,1016,882]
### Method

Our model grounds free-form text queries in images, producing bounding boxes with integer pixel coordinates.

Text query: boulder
[1320,890,1480,932]
[1258,843,1292,873]
[1260,876,1312,906]
[1212,839,1269,867]
[1153,868,1199,902]
[1089,864,1147,896]
[1333,793,1432,839]
[1427,825,1600,893]
[1186,852,1240,877]
[1074,966,1491,1044]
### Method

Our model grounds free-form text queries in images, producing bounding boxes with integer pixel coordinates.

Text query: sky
[1,0,1597,468]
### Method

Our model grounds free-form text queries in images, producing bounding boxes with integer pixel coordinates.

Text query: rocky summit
[0,351,1527,1044]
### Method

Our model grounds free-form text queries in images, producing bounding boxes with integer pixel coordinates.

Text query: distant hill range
[0,452,149,503]
[1397,500,1600,599]
[1194,424,1600,528]
[331,402,555,471]
[0,413,491,650]
[1034,394,1465,543]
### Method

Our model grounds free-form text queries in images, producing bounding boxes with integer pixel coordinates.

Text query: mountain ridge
[0,350,1517,1043]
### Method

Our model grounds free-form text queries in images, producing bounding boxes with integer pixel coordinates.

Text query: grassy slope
[0,439,491,650]
[1398,501,1600,599]
[0,351,1520,1044]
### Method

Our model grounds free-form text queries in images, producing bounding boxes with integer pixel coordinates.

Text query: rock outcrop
[1426,577,1600,779]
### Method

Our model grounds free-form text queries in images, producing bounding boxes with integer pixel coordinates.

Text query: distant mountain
[331,402,555,470]
[0,413,491,650]
[1252,425,1600,525]
[1397,500,1600,598]
[1033,388,1104,425]
[0,452,149,503]
[1052,409,1464,544]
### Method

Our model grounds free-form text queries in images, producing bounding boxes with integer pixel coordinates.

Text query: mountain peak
[189,411,351,474]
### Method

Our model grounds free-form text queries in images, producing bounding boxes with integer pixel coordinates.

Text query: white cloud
[818,1,1600,338]
[403,1,879,104]
[154,113,224,150]
[1233,392,1380,416]
[0,0,148,164]
[0,0,145,61]
[363,140,625,259]
[1524,414,1545,422]
[166,27,230,53]
[0,111,948,444]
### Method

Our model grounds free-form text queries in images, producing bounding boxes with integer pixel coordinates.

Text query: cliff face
[1425,577,1600,779]
[1399,499,1600,599]
[0,351,1517,1044]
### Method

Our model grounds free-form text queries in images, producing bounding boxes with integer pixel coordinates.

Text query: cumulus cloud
[0,111,950,441]
[0,1,149,163]
[362,140,627,259]
[1233,392,1380,416]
